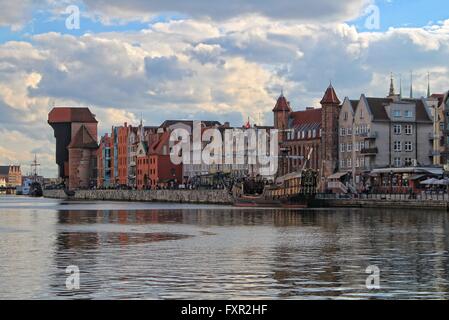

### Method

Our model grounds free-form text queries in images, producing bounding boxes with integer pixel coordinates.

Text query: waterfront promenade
[43,189,449,210]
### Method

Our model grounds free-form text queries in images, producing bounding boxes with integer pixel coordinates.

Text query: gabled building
[97,133,112,187]
[337,78,434,191]
[48,107,98,189]
[0,165,22,187]
[273,85,341,179]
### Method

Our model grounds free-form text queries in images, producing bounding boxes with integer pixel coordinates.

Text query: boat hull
[233,195,311,209]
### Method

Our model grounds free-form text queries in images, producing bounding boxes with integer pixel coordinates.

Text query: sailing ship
[29,155,43,197]
[232,147,318,208]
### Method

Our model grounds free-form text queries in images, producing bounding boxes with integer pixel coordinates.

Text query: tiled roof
[48,107,98,123]
[149,131,171,155]
[273,94,292,112]
[68,125,98,149]
[402,98,432,122]
[364,97,392,121]
[350,100,359,111]
[289,108,322,127]
[320,85,341,105]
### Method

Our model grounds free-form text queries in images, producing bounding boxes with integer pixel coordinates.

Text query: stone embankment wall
[313,199,449,210]
[43,189,233,204]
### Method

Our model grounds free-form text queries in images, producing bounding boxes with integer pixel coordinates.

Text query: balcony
[360,131,378,139]
[361,148,378,155]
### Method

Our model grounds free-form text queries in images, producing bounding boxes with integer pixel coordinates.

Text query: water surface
[1,196,449,300]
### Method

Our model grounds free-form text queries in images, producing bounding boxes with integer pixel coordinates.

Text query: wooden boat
[232,169,318,208]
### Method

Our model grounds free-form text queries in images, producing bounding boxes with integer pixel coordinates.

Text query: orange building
[111,123,131,186]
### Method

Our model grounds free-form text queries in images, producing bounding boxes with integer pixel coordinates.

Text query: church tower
[320,84,341,180]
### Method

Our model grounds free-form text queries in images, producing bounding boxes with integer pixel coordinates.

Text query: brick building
[0,165,22,187]
[273,85,341,179]
[48,107,98,189]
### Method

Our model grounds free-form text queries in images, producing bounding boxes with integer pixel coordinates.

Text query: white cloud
[2,9,449,177]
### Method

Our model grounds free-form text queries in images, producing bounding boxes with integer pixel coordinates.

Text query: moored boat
[232,169,318,208]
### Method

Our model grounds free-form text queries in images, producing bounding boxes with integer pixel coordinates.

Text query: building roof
[350,100,359,111]
[320,84,341,105]
[0,166,9,176]
[364,97,392,121]
[159,120,221,129]
[48,107,98,124]
[149,131,171,155]
[68,125,98,149]
[402,98,432,122]
[290,108,322,127]
[273,93,292,112]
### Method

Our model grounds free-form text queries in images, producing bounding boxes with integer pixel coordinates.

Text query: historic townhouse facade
[338,81,434,190]
[273,85,341,182]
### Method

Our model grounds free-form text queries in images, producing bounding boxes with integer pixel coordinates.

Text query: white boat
[21,178,32,196]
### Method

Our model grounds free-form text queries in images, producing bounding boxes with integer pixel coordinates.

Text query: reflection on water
[1,196,449,299]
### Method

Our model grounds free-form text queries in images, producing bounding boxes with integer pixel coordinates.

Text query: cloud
[2,6,449,177]
[82,0,370,22]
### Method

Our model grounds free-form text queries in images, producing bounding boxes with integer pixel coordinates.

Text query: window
[347,143,352,152]
[355,142,360,152]
[394,124,402,135]
[340,143,345,153]
[393,110,401,117]
[344,112,348,120]
[355,158,360,168]
[340,160,345,168]
[347,158,352,167]
[394,157,402,167]
[347,127,352,135]
[405,158,413,167]
[394,141,402,152]
[405,141,413,152]
[360,157,365,168]
[405,125,413,135]
[340,128,346,136]
[405,110,413,118]
[312,129,316,138]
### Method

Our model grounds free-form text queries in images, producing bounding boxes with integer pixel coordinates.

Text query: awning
[327,172,349,180]
[409,174,426,181]
[371,167,444,176]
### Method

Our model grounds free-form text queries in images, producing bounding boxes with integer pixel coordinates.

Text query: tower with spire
[389,73,395,97]
[272,90,292,141]
[320,83,341,180]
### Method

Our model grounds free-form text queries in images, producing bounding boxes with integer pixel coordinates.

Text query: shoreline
[42,190,449,211]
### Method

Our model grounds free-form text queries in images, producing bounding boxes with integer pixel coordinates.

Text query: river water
[1,195,449,300]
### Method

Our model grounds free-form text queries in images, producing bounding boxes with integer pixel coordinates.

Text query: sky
[0,0,449,177]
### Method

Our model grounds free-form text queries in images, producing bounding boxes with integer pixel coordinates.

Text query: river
[1,195,449,299]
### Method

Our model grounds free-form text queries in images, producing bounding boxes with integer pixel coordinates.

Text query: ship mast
[31,154,41,183]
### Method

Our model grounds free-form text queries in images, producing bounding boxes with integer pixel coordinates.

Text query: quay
[43,189,234,205]
[43,190,449,210]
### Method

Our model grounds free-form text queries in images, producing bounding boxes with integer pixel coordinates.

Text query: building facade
[337,82,434,191]
[48,107,98,189]
[0,165,22,187]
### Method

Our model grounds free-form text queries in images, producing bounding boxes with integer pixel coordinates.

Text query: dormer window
[405,110,413,118]
[393,110,401,117]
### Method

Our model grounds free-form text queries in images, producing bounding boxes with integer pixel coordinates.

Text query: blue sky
[1,0,449,176]
[1,0,449,44]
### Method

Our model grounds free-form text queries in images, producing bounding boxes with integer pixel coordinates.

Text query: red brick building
[273,85,341,179]
[48,107,98,189]
[136,131,182,189]
[111,123,131,186]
